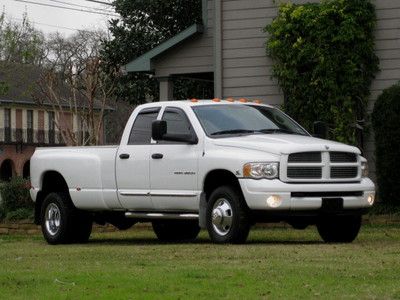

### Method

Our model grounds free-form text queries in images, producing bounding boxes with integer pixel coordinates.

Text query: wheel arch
[34,171,71,225]
[199,169,245,228]
[203,169,241,199]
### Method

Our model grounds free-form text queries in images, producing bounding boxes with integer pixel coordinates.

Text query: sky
[1,0,116,36]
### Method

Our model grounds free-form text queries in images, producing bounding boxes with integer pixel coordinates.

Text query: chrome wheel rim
[45,203,61,236]
[211,198,233,236]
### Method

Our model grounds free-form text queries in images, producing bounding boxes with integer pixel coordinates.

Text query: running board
[125,212,199,220]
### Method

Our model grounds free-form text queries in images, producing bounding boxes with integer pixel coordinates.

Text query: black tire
[72,211,93,243]
[40,192,92,244]
[206,185,250,244]
[317,215,362,243]
[152,220,200,242]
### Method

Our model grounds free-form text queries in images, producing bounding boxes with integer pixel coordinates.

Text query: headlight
[361,161,369,177]
[243,162,279,179]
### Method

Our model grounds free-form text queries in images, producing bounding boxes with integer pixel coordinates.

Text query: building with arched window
[0,62,108,181]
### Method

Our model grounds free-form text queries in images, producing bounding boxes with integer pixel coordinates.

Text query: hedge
[371,83,400,206]
[265,0,379,144]
[0,177,33,221]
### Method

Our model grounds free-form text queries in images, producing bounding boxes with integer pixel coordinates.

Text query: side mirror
[152,120,167,141]
[151,120,198,144]
[313,121,328,139]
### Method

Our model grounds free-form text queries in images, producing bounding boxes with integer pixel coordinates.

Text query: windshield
[192,104,309,137]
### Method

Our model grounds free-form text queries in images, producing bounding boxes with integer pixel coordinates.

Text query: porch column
[158,77,174,101]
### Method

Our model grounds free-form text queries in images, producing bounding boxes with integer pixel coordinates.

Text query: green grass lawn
[0,224,399,299]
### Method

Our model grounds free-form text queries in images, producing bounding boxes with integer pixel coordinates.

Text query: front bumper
[239,178,375,211]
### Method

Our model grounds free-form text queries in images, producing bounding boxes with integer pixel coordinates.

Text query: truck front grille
[330,166,358,178]
[330,152,357,162]
[283,151,360,182]
[288,152,321,163]
[287,167,322,179]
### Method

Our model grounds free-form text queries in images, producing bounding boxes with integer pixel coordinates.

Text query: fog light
[367,193,375,205]
[266,195,282,208]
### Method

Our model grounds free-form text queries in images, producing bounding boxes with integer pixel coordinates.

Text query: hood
[212,134,360,155]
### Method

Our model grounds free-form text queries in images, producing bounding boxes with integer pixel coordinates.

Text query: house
[0,62,107,181]
[124,0,400,181]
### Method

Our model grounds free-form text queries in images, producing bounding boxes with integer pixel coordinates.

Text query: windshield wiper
[258,128,306,135]
[211,129,255,136]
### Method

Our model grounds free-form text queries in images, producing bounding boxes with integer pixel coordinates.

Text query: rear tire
[152,220,200,242]
[41,192,92,244]
[72,211,93,243]
[206,185,250,244]
[317,215,362,243]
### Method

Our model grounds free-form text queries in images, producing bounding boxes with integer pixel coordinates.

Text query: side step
[125,212,199,220]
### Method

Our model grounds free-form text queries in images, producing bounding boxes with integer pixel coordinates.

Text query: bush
[5,208,34,221]
[265,0,379,144]
[0,177,33,221]
[371,83,400,206]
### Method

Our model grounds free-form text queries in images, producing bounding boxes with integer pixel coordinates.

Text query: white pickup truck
[30,100,375,244]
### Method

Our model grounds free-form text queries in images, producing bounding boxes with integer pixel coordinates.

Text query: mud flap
[199,192,207,229]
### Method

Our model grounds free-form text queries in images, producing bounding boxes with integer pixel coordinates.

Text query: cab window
[128,108,160,145]
[159,107,195,143]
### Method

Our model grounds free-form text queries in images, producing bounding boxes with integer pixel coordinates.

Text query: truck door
[116,107,160,210]
[150,107,200,211]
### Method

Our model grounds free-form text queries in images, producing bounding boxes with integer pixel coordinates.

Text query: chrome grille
[330,152,357,163]
[331,167,358,178]
[287,167,322,179]
[283,151,360,181]
[288,152,321,163]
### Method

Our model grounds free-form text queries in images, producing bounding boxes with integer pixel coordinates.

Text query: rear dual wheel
[41,192,92,244]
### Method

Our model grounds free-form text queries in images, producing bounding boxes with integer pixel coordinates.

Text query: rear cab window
[128,107,160,145]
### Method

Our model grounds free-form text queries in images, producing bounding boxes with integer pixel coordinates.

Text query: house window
[27,110,33,143]
[48,111,55,144]
[4,108,11,142]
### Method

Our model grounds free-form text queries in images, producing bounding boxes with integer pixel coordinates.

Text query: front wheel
[317,215,362,243]
[206,185,250,244]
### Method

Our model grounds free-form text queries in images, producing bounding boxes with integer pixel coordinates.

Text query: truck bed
[30,145,121,210]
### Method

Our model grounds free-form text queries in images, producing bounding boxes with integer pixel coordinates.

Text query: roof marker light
[212,98,221,102]
[190,98,198,102]
[254,99,262,104]
[226,97,234,102]
[239,98,248,103]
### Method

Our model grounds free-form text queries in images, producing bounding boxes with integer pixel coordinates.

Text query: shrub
[0,177,33,221]
[5,208,34,221]
[265,0,379,144]
[371,83,400,206]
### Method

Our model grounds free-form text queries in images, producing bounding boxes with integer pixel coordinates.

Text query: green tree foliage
[0,12,46,65]
[102,0,212,104]
[265,0,379,144]
[371,83,400,206]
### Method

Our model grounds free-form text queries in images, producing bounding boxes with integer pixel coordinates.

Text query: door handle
[119,153,130,159]
[151,153,163,159]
